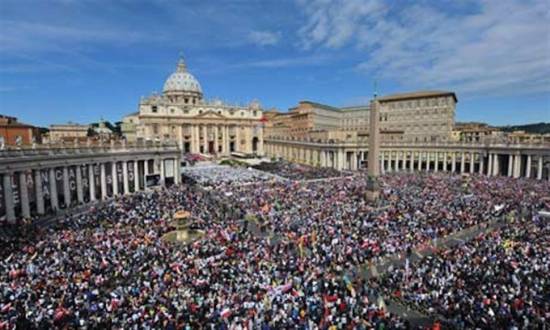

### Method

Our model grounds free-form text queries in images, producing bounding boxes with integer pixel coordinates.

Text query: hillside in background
[498,122,550,134]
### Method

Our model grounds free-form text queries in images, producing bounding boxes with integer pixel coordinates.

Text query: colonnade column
[35,169,45,214]
[100,163,107,200]
[507,155,513,177]
[537,155,550,180]
[426,152,431,172]
[451,152,456,173]
[387,151,392,172]
[513,154,521,178]
[203,126,208,153]
[63,167,71,207]
[112,162,119,196]
[19,172,30,219]
[122,161,130,194]
[525,155,531,178]
[3,174,15,223]
[487,153,493,176]
[133,161,139,191]
[235,127,241,153]
[49,168,59,210]
[493,154,500,176]
[214,126,219,154]
[434,152,439,172]
[174,158,180,184]
[89,165,96,201]
[178,126,183,151]
[76,165,84,203]
[410,152,415,172]
[460,152,465,173]
[469,152,475,174]
[382,151,386,174]
[479,154,484,175]
[160,159,165,183]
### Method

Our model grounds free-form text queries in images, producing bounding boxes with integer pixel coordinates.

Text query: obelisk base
[366,176,380,202]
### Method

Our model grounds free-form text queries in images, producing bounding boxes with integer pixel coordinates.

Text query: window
[184,98,189,104]
[151,106,158,113]
[170,108,175,114]
[183,109,189,114]
[153,124,159,134]
[253,110,257,116]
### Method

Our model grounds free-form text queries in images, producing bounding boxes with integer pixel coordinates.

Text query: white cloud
[297,0,550,96]
[248,30,281,46]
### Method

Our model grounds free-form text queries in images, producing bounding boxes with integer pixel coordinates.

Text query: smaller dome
[163,58,202,94]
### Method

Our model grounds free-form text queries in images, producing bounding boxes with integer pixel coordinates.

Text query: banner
[128,161,135,192]
[105,164,113,197]
[80,165,90,203]
[68,166,77,206]
[92,164,101,200]
[40,169,52,212]
[11,174,21,217]
[116,162,124,194]
[54,167,65,208]
[165,159,175,178]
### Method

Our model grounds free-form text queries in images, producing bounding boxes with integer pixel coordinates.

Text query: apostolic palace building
[0,56,549,223]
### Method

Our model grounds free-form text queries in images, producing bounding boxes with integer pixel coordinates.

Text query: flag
[221,308,231,318]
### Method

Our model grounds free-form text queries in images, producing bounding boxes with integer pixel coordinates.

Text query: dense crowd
[181,165,283,187]
[375,216,549,329]
[0,164,548,329]
[252,161,347,181]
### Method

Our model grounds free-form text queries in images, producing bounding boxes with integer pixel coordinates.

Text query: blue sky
[0,0,548,127]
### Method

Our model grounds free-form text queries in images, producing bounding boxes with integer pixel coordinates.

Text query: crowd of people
[374,216,549,329]
[181,165,283,187]
[0,163,548,329]
[252,161,347,181]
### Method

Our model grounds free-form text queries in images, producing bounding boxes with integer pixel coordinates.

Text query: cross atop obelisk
[366,87,381,201]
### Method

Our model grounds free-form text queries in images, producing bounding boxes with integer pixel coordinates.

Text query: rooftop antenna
[373,78,378,100]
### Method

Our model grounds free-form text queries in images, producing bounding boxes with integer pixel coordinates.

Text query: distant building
[48,122,90,143]
[265,91,457,143]
[121,112,139,143]
[452,122,501,143]
[125,57,264,156]
[93,120,114,140]
[0,115,41,146]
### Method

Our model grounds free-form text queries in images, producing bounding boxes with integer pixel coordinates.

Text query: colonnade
[1,157,180,224]
[265,141,549,180]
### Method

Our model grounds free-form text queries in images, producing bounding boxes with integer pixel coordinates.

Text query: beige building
[125,58,264,156]
[266,91,456,143]
[48,122,90,142]
[264,94,549,180]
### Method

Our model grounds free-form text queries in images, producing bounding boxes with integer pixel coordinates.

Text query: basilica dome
[163,58,202,95]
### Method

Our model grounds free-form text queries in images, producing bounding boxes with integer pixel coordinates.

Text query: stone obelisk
[366,95,381,201]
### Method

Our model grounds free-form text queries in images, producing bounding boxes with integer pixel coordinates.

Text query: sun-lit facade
[125,58,264,156]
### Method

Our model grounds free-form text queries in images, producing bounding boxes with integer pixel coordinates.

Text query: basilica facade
[124,58,264,156]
